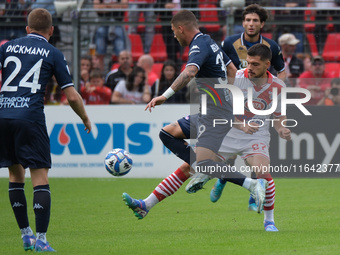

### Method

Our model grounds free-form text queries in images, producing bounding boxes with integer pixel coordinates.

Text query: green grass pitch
[0,177,339,254]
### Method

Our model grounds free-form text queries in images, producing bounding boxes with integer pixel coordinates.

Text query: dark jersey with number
[0,33,73,124]
[186,32,233,116]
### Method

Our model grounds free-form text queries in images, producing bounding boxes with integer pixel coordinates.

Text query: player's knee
[159,129,172,146]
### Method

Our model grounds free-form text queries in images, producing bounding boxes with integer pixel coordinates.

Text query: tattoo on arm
[171,65,197,91]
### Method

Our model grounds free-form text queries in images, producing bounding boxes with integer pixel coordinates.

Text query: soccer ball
[104,149,133,176]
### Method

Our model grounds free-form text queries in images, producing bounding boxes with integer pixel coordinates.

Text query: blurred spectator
[44,77,62,105]
[128,0,156,54]
[30,0,61,46]
[80,55,93,91]
[91,54,104,72]
[278,33,304,87]
[310,0,340,54]
[155,0,181,64]
[81,68,112,104]
[111,66,151,104]
[317,78,340,106]
[105,50,133,92]
[301,53,312,73]
[93,0,128,72]
[151,60,186,103]
[0,0,29,41]
[298,56,336,105]
[271,0,307,53]
[137,54,159,86]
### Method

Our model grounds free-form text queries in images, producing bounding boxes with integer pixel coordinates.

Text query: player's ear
[25,26,31,34]
[49,26,54,37]
[265,59,270,69]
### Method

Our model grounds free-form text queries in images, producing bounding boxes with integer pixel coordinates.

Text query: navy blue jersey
[221,33,285,72]
[187,32,231,79]
[0,33,73,124]
[186,32,234,116]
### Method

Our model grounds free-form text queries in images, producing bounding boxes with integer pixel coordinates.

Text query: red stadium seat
[306,33,319,57]
[325,62,340,77]
[199,4,221,33]
[322,33,340,61]
[128,34,144,62]
[181,46,189,62]
[152,63,163,78]
[304,7,315,32]
[149,33,167,62]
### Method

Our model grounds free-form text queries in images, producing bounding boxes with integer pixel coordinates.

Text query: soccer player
[0,8,92,252]
[221,4,286,81]
[144,9,267,193]
[123,44,291,232]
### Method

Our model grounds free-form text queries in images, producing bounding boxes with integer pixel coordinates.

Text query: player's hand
[242,124,259,134]
[278,127,291,141]
[145,95,167,112]
[83,117,92,133]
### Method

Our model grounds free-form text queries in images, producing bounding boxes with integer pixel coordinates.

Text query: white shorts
[217,136,270,162]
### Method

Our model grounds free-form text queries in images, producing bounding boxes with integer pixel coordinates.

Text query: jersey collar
[241,33,263,46]
[190,32,203,46]
[27,33,49,43]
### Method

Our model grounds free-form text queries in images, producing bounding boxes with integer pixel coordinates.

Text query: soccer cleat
[35,240,56,252]
[122,192,149,219]
[185,172,211,194]
[264,220,279,232]
[248,195,257,212]
[210,179,227,202]
[22,234,36,251]
[250,179,268,214]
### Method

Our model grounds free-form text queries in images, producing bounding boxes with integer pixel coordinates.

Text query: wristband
[162,87,175,99]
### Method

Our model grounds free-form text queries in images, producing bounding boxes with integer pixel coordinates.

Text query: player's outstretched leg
[35,239,56,252]
[249,179,268,214]
[248,195,257,212]
[185,172,212,194]
[210,179,227,202]
[22,234,36,251]
[122,193,149,219]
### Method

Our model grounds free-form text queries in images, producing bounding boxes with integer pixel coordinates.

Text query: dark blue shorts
[178,113,233,153]
[0,118,51,169]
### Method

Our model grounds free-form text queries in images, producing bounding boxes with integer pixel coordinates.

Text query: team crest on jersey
[244,98,268,115]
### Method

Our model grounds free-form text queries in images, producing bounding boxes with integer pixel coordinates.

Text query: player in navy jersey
[123,10,268,219]
[0,8,92,252]
[221,4,286,81]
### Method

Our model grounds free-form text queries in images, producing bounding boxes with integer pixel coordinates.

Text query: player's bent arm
[277,69,287,82]
[170,65,198,92]
[227,62,237,85]
[63,86,92,133]
[274,115,291,141]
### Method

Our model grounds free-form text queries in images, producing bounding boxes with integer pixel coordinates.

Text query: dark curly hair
[242,4,268,23]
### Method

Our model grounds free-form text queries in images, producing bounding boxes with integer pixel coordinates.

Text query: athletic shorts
[177,113,233,153]
[217,136,270,162]
[0,118,51,169]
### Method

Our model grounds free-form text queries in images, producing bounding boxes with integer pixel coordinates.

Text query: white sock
[242,178,254,191]
[144,193,159,210]
[20,226,34,238]
[264,209,274,222]
[36,232,47,243]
